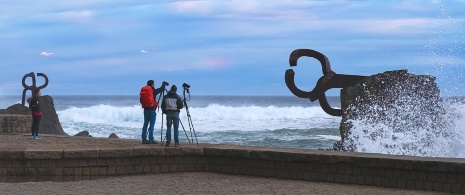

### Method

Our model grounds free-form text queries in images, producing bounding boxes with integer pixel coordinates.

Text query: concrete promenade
[0,134,458,194]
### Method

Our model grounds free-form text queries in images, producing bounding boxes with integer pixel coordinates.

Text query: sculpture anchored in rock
[285,49,451,155]
[285,49,366,116]
[21,72,48,106]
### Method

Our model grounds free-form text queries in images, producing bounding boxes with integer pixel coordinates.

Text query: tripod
[181,86,199,146]
[156,87,167,142]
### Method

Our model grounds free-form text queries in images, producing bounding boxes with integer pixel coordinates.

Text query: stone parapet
[0,115,31,134]
[0,144,464,194]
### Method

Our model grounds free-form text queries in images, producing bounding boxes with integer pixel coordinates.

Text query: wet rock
[6,104,31,115]
[338,70,448,152]
[74,130,92,137]
[36,95,68,135]
[109,133,119,138]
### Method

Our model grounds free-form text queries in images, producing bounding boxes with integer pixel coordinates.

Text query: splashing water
[344,6,465,158]
[346,6,465,158]
[422,5,465,96]
[343,74,459,157]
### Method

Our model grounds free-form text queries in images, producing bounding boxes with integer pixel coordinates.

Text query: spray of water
[343,71,457,157]
[344,6,465,157]
[422,5,465,96]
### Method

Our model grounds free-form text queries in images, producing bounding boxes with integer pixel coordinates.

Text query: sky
[0,0,464,96]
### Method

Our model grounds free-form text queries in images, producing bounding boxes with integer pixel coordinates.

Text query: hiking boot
[165,142,170,147]
[32,136,36,139]
[35,136,42,139]
[149,140,158,144]
[142,140,149,144]
[175,143,180,147]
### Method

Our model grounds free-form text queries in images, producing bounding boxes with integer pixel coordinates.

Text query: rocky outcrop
[0,95,67,135]
[74,130,120,138]
[109,133,119,138]
[74,130,92,137]
[0,104,31,115]
[34,95,68,135]
[338,70,449,152]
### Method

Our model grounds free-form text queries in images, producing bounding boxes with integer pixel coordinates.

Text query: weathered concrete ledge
[0,144,464,194]
[0,115,31,134]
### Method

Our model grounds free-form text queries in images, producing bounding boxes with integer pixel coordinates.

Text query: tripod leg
[182,89,199,147]
[188,114,199,147]
[179,120,191,143]
[185,104,199,147]
[160,112,164,143]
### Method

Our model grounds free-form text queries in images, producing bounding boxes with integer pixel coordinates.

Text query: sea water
[0,95,342,150]
[1,94,465,158]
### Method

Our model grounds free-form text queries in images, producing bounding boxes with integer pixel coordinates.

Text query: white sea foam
[57,104,341,138]
[346,100,465,158]
[56,100,465,157]
[317,135,341,141]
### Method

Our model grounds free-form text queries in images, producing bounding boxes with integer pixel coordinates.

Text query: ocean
[1,95,465,158]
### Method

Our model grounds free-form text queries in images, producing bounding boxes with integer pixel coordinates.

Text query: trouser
[165,111,180,144]
[31,115,41,136]
[142,109,156,141]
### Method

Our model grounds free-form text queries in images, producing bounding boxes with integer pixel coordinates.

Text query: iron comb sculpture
[21,72,48,106]
[285,49,366,116]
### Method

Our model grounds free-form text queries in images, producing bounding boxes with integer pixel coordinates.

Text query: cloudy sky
[1,0,464,96]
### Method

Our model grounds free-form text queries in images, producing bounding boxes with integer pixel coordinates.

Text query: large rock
[36,95,68,135]
[339,70,449,152]
[0,104,31,115]
[0,95,68,135]
[74,130,92,137]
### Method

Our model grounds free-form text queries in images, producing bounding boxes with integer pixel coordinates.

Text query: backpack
[140,86,155,108]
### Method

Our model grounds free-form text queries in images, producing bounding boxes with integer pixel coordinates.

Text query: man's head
[170,85,177,92]
[147,80,154,86]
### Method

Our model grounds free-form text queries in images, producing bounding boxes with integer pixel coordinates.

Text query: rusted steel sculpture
[21,72,48,106]
[285,49,366,116]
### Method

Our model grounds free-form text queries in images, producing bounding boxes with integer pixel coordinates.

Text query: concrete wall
[0,115,31,134]
[0,144,464,193]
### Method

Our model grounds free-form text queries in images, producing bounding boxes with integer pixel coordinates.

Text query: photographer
[139,80,168,144]
[161,85,183,147]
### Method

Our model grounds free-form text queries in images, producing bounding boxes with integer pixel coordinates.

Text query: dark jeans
[165,111,180,144]
[31,115,41,136]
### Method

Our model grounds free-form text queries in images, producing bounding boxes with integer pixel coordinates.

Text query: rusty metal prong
[313,74,367,116]
[318,93,342,116]
[308,71,336,101]
[36,73,49,89]
[289,49,332,74]
[22,72,35,89]
[285,69,313,98]
[309,74,366,101]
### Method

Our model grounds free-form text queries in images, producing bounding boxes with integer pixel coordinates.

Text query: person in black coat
[29,89,42,139]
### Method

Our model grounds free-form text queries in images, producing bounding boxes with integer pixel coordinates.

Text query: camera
[182,83,190,89]
[162,81,169,86]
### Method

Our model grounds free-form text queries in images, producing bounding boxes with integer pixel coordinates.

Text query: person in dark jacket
[29,89,42,139]
[161,85,183,147]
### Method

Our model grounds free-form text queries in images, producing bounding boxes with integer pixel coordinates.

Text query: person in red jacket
[140,80,165,144]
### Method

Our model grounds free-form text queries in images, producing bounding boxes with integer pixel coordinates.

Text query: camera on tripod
[182,83,190,89]
[162,81,169,86]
